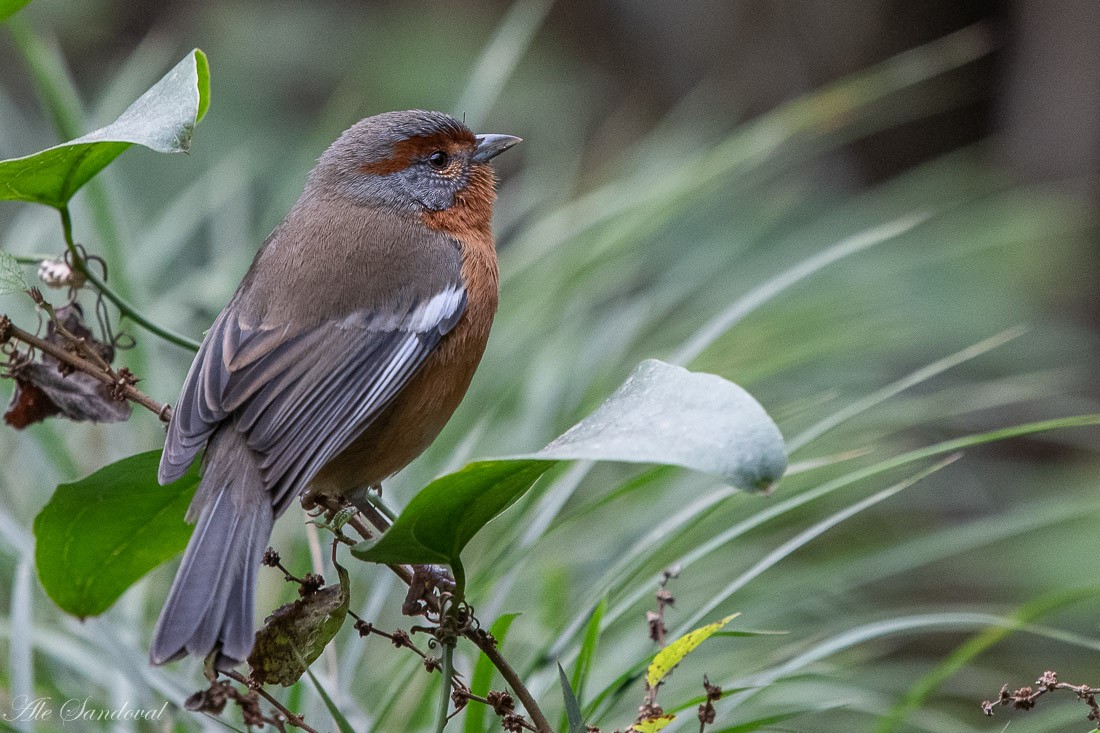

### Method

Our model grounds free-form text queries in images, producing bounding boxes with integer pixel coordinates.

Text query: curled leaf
[354,360,787,575]
[3,304,130,428]
[248,562,350,686]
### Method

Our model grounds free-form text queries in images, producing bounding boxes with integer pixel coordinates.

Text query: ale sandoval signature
[4,695,169,724]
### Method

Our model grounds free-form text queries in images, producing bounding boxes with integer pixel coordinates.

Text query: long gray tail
[150,429,273,666]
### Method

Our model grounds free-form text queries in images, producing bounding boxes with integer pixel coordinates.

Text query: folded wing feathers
[158,284,468,517]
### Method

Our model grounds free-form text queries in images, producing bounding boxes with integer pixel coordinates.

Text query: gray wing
[160,284,467,512]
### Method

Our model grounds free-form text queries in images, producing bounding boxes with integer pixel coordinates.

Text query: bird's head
[311,110,521,220]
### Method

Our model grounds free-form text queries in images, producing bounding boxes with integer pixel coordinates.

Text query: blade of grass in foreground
[544,414,1100,666]
[761,490,1099,612]
[571,460,958,719]
[303,665,357,733]
[454,0,555,128]
[671,212,929,365]
[674,456,961,635]
[786,325,1027,452]
[9,560,33,726]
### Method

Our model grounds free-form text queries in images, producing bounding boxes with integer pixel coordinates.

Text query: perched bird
[150,110,520,666]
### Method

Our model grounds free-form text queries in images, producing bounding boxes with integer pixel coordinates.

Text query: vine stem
[435,642,455,733]
[58,206,202,352]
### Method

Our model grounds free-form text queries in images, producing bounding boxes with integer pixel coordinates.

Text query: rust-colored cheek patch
[421,165,497,240]
[359,130,476,176]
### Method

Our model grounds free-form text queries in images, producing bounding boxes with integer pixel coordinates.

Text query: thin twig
[983,670,1100,726]
[32,294,112,372]
[348,611,435,663]
[222,669,321,733]
[466,630,553,733]
[0,315,173,421]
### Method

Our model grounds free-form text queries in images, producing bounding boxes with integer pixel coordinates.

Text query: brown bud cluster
[298,573,324,597]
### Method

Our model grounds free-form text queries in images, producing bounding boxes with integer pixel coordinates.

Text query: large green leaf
[0,48,210,208]
[33,450,198,618]
[353,360,787,585]
[352,459,553,571]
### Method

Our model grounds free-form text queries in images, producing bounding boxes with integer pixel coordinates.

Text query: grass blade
[674,456,961,634]
[455,0,555,128]
[8,559,33,733]
[671,212,930,365]
[558,663,587,733]
[875,587,1097,733]
[303,664,357,733]
[786,325,1027,452]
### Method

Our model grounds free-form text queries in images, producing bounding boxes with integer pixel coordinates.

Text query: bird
[149,110,520,667]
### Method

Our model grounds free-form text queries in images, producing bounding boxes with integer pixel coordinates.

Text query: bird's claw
[402,564,455,616]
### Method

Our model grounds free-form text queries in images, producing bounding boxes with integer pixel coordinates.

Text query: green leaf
[0,49,210,208]
[33,449,198,618]
[352,459,553,571]
[533,360,786,490]
[249,561,350,686]
[0,0,31,22]
[647,613,739,688]
[0,251,27,295]
[353,360,786,574]
[466,613,519,733]
[558,663,587,733]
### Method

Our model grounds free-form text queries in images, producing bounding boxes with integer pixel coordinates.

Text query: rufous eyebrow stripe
[359,130,477,176]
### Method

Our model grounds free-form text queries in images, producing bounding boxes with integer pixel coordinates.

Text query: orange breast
[312,175,499,493]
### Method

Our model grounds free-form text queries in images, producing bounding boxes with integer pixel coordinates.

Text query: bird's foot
[402,564,455,616]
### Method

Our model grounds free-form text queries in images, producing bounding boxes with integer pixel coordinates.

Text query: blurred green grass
[0,2,1098,732]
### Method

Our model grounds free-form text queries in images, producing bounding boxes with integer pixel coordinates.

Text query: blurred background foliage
[0,0,1098,731]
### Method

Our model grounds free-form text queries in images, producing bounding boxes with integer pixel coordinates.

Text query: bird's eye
[427,150,450,170]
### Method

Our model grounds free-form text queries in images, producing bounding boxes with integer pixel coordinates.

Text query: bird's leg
[341,483,396,534]
[331,485,456,614]
[343,484,382,516]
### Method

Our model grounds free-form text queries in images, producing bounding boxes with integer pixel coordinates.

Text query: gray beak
[472,133,522,163]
